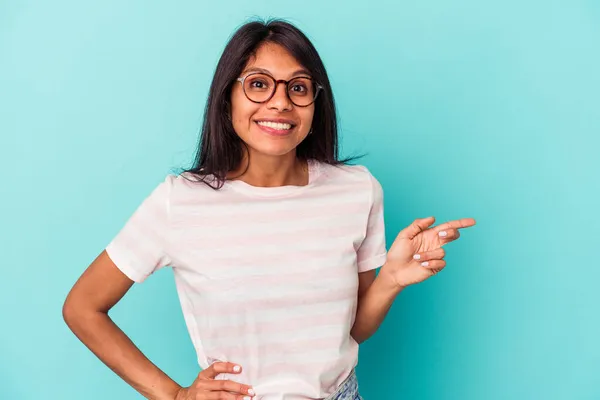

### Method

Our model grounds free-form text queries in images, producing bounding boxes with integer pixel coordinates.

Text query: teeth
[257,121,292,130]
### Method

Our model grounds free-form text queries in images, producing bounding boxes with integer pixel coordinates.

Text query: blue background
[1,1,599,399]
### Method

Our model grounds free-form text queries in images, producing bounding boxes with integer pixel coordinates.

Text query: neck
[227,151,308,188]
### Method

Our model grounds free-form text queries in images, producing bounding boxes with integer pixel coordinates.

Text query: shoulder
[158,171,220,191]
[319,162,380,187]
[319,163,384,207]
[153,172,227,208]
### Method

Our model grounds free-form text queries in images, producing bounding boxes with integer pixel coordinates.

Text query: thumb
[398,217,436,240]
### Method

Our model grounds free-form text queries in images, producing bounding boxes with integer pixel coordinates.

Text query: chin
[247,141,299,157]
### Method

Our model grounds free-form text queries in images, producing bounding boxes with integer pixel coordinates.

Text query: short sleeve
[105,175,174,283]
[356,169,387,272]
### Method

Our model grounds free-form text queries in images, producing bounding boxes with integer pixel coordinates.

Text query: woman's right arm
[62,250,183,399]
[62,251,255,400]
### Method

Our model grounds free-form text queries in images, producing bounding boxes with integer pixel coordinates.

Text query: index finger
[436,218,476,232]
[200,362,242,379]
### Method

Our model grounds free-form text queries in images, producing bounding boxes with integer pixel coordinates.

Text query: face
[229,42,315,160]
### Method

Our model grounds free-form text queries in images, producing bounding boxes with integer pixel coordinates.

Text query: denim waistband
[324,369,361,400]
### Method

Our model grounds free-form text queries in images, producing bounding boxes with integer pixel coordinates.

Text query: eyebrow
[241,67,312,79]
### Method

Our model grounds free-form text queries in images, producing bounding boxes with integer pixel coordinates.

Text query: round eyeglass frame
[236,72,323,107]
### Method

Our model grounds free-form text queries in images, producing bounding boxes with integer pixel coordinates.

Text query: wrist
[162,383,184,400]
[378,264,407,294]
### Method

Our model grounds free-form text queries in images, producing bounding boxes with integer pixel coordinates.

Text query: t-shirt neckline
[223,159,320,198]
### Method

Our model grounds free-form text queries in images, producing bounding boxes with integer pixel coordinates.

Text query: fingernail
[233,365,241,372]
[413,254,420,260]
[248,389,255,395]
[438,231,447,237]
[421,261,429,267]
[243,397,251,400]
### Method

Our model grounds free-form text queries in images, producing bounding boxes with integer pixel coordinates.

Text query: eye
[289,77,313,96]
[291,83,307,93]
[249,79,269,89]
[245,74,273,91]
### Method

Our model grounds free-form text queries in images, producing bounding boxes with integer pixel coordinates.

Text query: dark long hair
[180,18,365,189]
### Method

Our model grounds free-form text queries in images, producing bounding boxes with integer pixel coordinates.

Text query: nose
[266,82,293,111]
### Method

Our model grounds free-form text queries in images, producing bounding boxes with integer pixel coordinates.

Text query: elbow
[62,294,79,329]
[62,292,94,331]
[350,329,367,345]
[354,336,367,345]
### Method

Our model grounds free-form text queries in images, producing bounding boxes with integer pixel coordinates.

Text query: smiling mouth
[255,120,296,130]
[254,120,296,135]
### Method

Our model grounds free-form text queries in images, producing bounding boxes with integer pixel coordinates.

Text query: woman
[62,19,475,400]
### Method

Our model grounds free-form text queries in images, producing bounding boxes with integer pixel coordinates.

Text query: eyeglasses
[236,72,323,107]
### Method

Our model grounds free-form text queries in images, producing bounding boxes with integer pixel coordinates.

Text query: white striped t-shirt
[105,159,387,400]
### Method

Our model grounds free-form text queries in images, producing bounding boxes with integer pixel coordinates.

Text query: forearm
[63,309,181,399]
[351,269,404,344]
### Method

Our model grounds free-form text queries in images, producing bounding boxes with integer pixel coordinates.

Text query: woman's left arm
[350,268,403,344]
[351,216,477,344]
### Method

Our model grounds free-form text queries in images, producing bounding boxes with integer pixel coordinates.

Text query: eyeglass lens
[243,73,317,106]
